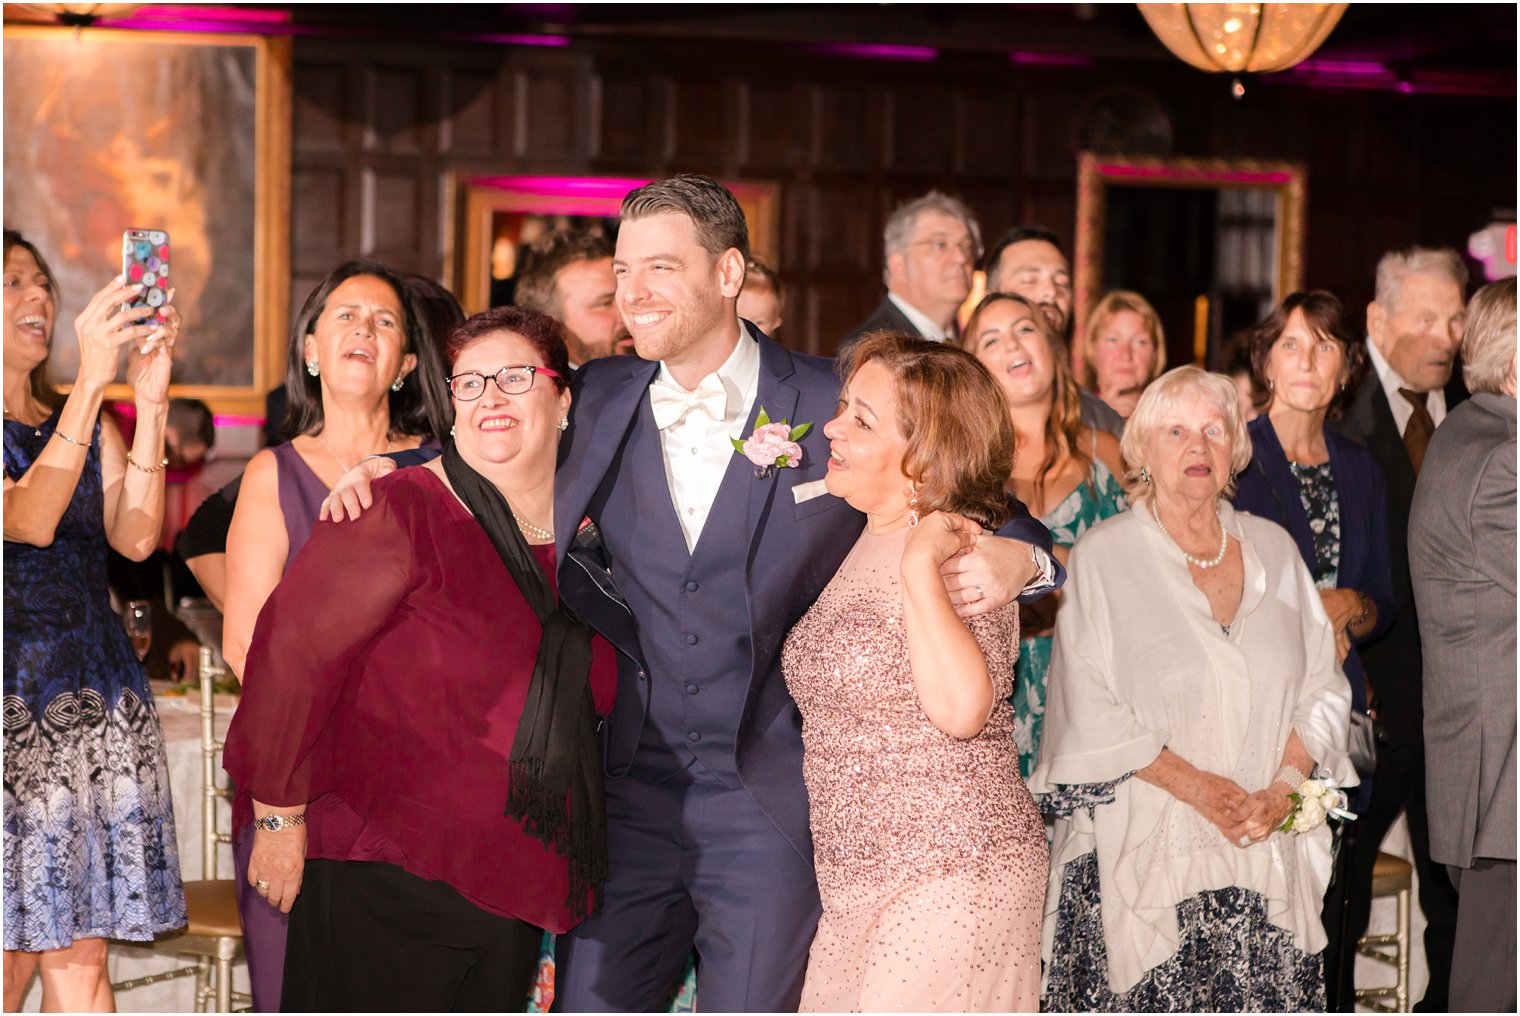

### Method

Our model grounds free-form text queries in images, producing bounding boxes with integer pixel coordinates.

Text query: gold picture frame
[447,174,781,315]
[1073,152,1306,373]
[3,25,291,417]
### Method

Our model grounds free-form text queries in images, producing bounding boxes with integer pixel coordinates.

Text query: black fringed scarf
[442,440,607,919]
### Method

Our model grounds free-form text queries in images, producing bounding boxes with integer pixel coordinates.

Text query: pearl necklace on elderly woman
[1151,499,1230,569]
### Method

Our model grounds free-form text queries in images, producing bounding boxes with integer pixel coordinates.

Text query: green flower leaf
[789,422,812,441]
[755,406,771,427]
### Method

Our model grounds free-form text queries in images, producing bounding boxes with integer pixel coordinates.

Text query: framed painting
[3,25,291,416]
[447,174,781,315]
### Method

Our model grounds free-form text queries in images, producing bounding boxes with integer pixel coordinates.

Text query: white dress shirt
[1365,336,1448,434]
[652,323,761,552]
[887,292,950,343]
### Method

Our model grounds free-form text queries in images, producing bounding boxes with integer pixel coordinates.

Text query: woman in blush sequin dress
[782,332,1048,1012]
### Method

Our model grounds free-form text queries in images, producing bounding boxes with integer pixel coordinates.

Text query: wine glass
[124,600,152,661]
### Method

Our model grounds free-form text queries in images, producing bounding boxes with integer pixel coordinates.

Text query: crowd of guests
[3,172,1514,1015]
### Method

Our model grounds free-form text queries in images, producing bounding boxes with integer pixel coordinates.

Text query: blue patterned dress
[3,414,186,951]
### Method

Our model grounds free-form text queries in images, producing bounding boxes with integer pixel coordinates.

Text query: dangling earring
[306,360,320,377]
[907,487,921,529]
[557,417,569,432]
[1139,465,1151,485]
[391,375,405,392]
[1266,378,1275,392]
[449,424,456,438]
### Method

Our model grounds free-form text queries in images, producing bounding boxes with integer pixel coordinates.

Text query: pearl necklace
[511,510,554,543]
[1151,500,1230,569]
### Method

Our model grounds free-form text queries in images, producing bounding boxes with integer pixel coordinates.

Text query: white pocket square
[793,479,830,504]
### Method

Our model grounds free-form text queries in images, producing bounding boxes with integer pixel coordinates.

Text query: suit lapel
[744,334,801,561]
[556,357,660,565]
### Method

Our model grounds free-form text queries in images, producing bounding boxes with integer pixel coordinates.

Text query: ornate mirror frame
[1072,152,1306,374]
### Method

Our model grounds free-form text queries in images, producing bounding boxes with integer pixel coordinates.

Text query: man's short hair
[621,174,750,263]
[742,255,784,306]
[983,226,1063,277]
[515,231,614,318]
[168,398,215,451]
[881,191,982,285]
[1373,246,1469,314]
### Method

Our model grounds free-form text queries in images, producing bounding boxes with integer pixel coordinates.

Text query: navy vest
[595,399,757,785]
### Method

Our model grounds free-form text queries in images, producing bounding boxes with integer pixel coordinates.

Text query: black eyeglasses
[447,364,561,401]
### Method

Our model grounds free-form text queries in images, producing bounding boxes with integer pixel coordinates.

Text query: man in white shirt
[840,190,979,351]
[1331,245,1467,1012]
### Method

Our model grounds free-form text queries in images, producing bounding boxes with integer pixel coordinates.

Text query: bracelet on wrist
[1273,764,1307,790]
[126,450,169,474]
[1350,592,1371,631]
[52,429,87,449]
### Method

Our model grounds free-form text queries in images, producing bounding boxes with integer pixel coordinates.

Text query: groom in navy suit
[550,176,1060,1011]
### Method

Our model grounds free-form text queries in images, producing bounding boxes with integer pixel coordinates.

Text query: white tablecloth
[20,692,250,1013]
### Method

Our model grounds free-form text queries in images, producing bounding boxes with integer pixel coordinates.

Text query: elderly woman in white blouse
[1030,366,1355,1011]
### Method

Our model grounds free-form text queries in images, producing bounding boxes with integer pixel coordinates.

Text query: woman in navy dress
[1231,289,1395,1006]
[3,230,184,1011]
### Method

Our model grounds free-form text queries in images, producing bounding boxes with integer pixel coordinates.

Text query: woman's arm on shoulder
[223,449,288,679]
[902,513,997,739]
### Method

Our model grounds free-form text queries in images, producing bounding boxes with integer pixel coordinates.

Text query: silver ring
[974,585,985,602]
[256,879,270,893]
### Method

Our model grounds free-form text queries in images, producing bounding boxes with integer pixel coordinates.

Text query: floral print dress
[1012,457,1127,778]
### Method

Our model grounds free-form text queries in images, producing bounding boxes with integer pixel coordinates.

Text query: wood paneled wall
[289,37,1514,356]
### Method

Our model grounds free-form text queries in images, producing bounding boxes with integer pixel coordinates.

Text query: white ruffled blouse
[1028,499,1355,994]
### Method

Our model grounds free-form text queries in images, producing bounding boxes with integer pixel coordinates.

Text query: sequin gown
[782,526,1047,1012]
[3,415,186,951]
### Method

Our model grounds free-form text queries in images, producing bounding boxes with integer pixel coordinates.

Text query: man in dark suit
[551,176,1061,1011]
[1332,246,1467,1012]
[1410,277,1516,1014]
[841,190,979,351]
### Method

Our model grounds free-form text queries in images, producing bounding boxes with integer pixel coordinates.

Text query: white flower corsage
[732,407,812,478]
[1278,776,1355,834]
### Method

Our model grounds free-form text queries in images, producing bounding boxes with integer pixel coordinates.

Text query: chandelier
[1138,4,1349,74]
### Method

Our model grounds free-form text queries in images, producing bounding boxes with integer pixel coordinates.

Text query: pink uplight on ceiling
[810,42,938,62]
[1098,164,1293,186]
[1009,51,1093,69]
[439,31,570,47]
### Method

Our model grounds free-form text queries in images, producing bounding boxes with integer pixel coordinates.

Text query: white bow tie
[650,374,729,430]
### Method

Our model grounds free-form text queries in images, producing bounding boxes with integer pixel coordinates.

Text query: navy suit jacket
[553,327,1057,859]
[1233,414,1395,720]
[838,295,928,355]
[1330,371,1468,748]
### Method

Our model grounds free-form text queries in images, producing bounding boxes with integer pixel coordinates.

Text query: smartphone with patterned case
[121,228,170,322]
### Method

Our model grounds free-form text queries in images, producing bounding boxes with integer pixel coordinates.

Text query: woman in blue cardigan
[1234,292,1393,778]
[1232,290,1395,1009]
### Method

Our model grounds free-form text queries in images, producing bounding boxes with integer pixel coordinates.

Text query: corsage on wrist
[1277,775,1355,834]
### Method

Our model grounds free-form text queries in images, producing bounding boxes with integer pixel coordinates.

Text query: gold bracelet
[52,430,87,448]
[126,450,169,474]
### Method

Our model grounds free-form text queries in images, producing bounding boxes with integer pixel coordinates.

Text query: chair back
[198,646,234,879]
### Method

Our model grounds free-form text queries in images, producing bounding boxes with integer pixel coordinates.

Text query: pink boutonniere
[732,407,812,478]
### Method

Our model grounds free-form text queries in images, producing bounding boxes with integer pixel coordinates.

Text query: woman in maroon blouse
[223,307,617,1011]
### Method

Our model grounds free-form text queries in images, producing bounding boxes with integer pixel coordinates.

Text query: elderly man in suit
[1331,246,1466,1011]
[841,190,979,350]
[1410,277,1517,1013]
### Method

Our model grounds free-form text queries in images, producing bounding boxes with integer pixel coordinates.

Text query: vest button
[687,731,701,743]
[685,581,699,592]
[686,684,699,695]
[685,633,699,645]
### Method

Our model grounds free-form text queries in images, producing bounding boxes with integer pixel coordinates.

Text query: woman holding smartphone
[3,229,184,1012]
